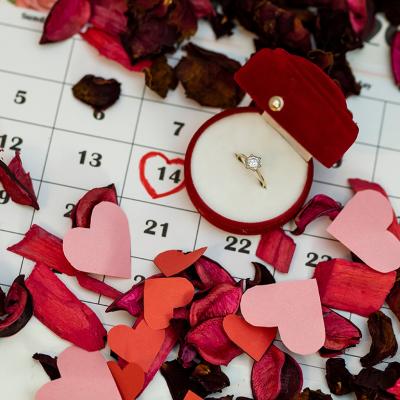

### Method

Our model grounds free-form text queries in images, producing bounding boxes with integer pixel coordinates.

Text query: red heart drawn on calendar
[139,151,185,199]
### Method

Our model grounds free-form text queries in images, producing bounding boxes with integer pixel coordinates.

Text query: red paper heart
[223,314,276,361]
[107,320,165,372]
[139,151,185,199]
[108,361,145,400]
[144,277,195,329]
[154,247,207,276]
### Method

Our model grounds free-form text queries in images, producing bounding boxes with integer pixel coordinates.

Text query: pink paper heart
[63,201,131,278]
[241,279,325,355]
[35,346,121,400]
[327,190,400,273]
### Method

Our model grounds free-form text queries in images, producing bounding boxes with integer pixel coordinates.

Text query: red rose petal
[251,345,303,400]
[194,256,235,290]
[70,184,117,228]
[189,283,242,326]
[0,275,33,338]
[8,225,121,299]
[26,263,106,351]
[40,0,91,44]
[256,228,296,274]
[81,28,151,72]
[188,0,215,18]
[388,379,400,399]
[346,0,368,35]
[314,258,396,317]
[0,152,39,210]
[292,194,342,235]
[320,306,362,357]
[90,3,127,36]
[391,31,400,87]
[186,317,242,365]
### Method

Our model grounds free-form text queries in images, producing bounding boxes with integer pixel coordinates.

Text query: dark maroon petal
[314,258,396,317]
[179,342,197,367]
[298,388,333,400]
[194,256,235,290]
[32,353,61,381]
[329,53,361,97]
[189,0,215,18]
[70,184,117,228]
[246,262,275,289]
[26,263,106,351]
[186,317,242,365]
[252,345,303,400]
[90,2,127,36]
[361,311,398,367]
[325,358,353,395]
[391,31,400,87]
[256,229,296,274]
[40,0,91,44]
[189,283,242,326]
[292,194,342,235]
[81,28,151,71]
[144,56,178,99]
[0,152,39,210]
[0,287,6,316]
[0,275,33,338]
[320,307,361,357]
[387,276,400,324]
[176,43,244,108]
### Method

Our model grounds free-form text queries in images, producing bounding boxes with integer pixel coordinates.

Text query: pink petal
[391,29,400,87]
[346,0,368,35]
[0,152,39,209]
[194,256,235,290]
[40,0,91,44]
[292,194,342,235]
[90,4,127,36]
[189,283,242,326]
[252,345,303,400]
[81,28,151,72]
[189,0,215,18]
[256,228,296,274]
[186,317,242,365]
[26,263,106,351]
[314,258,396,317]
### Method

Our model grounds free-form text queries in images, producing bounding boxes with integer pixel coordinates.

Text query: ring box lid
[234,49,359,168]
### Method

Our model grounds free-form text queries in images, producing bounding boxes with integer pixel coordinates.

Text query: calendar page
[0,1,400,398]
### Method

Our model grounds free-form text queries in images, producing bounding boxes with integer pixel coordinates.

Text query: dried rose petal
[194,256,235,291]
[32,353,60,381]
[72,75,121,112]
[189,283,242,326]
[325,358,353,395]
[320,307,361,357]
[26,263,106,351]
[346,0,369,35]
[0,287,6,316]
[186,317,242,365]
[0,275,33,338]
[387,274,400,324]
[189,0,215,18]
[308,50,334,72]
[161,359,230,400]
[378,0,400,26]
[246,262,275,289]
[361,311,398,367]
[256,228,296,274]
[90,1,127,36]
[70,184,117,228]
[8,225,121,299]
[299,388,332,400]
[209,13,235,38]
[144,56,178,98]
[81,28,150,72]
[176,43,244,108]
[251,345,303,400]
[0,152,39,210]
[314,259,396,317]
[292,194,342,235]
[391,31,400,87]
[329,54,361,97]
[40,0,91,44]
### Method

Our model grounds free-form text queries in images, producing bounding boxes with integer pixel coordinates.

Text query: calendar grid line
[371,102,387,182]
[0,19,42,33]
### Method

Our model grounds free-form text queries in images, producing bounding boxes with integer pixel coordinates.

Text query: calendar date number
[305,252,332,268]
[144,219,169,237]
[224,236,252,254]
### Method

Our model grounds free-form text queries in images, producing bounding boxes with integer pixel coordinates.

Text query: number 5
[14,90,27,104]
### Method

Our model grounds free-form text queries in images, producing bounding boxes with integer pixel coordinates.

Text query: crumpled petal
[346,0,369,35]
[194,256,235,290]
[70,184,117,228]
[325,358,353,395]
[40,0,91,44]
[189,283,242,326]
[0,275,33,338]
[292,194,342,235]
[176,43,244,108]
[361,311,398,367]
[252,345,303,400]
[8,225,122,299]
[246,262,275,289]
[392,31,400,87]
[26,263,106,351]
[186,317,242,365]
[256,228,296,273]
[81,28,151,72]
[188,0,215,18]
[298,388,333,400]
[314,258,396,317]
[32,353,60,381]
[320,307,361,357]
[0,152,39,210]
[90,0,127,36]
[144,56,178,98]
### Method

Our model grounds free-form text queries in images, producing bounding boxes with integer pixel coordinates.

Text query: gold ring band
[235,153,267,188]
